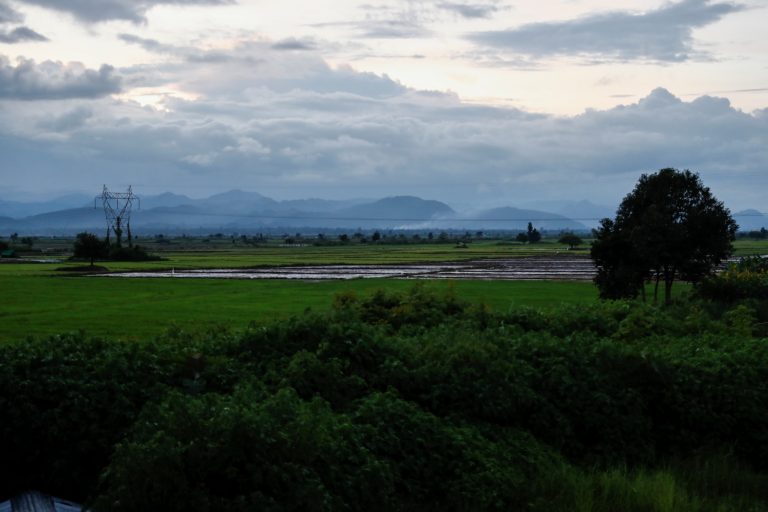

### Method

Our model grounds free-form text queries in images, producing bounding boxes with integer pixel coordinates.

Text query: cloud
[271,38,316,51]
[311,2,433,40]
[437,2,501,19]
[0,26,48,43]
[14,0,235,23]
[117,39,407,99]
[0,42,765,208]
[469,0,745,62]
[0,1,48,43]
[118,33,177,53]
[0,2,23,24]
[37,105,92,131]
[0,56,121,99]
[313,19,430,39]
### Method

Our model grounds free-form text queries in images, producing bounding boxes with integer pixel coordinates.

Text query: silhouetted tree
[591,168,737,303]
[527,222,541,243]
[73,232,108,266]
[558,233,583,250]
[515,232,528,244]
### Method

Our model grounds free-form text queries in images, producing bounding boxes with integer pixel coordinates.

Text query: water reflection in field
[99,258,598,281]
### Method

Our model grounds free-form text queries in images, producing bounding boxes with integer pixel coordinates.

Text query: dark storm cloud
[0,26,48,43]
[15,0,235,23]
[469,0,745,62]
[437,3,501,19]
[0,57,121,99]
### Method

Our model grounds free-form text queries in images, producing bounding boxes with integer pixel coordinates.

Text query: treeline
[1,278,767,510]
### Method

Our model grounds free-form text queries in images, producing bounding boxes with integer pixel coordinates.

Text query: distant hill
[202,190,279,214]
[0,191,597,234]
[0,194,91,218]
[280,198,359,212]
[424,206,587,231]
[733,209,768,231]
[140,192,195,210]
[521,200,614,229]
[334,196,454,220]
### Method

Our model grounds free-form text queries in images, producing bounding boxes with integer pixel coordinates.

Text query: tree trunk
[653,272,660,304]
[664,266,675,305]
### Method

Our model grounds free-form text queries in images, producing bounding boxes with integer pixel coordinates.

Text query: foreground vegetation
[1,285,766,510]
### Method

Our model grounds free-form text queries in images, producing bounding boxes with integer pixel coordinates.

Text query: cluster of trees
[744,227,768,239]
[515,222,541,244]
[72,232,158,265]
[591,169,737,303]
[0,286,766,510]
[312,231,479,246]
[1,233,36,250]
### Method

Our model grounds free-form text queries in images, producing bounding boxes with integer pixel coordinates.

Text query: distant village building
[0,248,17,258]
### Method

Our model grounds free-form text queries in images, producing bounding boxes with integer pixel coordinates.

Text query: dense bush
[107,245,161,261]
[1,288,767,510]
[0,334,184,499]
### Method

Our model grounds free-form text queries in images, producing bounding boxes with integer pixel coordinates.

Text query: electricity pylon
[95,185,140,248]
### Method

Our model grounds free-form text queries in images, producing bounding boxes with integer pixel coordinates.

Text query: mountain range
[0,190,762,235]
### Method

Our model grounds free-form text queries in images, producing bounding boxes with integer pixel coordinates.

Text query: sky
[0,0,766,210]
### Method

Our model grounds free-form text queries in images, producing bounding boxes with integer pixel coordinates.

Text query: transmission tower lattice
[95,185,140,248]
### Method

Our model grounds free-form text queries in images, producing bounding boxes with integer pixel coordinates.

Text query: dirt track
[103,257,598,281]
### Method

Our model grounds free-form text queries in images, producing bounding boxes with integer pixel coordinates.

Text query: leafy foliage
[73,232,109,265]
[591,168,737,302]
[558,232,583,249]
[0,288,766,510]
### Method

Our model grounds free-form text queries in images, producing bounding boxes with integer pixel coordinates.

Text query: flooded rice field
[101,257,598,281]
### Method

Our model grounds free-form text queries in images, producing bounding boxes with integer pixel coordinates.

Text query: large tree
[73,232,108,266]
[591,168,737,303]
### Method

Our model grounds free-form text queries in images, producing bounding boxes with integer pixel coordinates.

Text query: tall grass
[533,454,768,512]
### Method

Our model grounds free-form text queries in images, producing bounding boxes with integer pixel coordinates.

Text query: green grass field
[0,270,597,342]
[2,237,760,342]
[1,240,596,342]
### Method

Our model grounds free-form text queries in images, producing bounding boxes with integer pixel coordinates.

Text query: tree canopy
[590,168,737,303]
[73,232,108,266]
[558,233,583,250]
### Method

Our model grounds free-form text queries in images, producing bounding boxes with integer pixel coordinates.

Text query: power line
[135,209,768,224]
